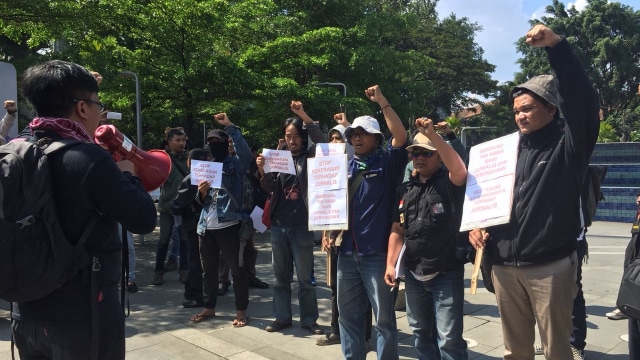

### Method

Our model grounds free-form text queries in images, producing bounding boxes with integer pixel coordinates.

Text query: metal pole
[312,82,347,116]
[118,71,145,245]
[118,71,142,148]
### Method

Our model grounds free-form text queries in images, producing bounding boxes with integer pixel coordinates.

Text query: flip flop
[190,313,215,323]
[232,317,249,328]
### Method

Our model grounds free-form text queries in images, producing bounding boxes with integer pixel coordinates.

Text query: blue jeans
[270,225,318,327]
[405,269,468,360]
[155,213,187,272]
[338,253,398,360]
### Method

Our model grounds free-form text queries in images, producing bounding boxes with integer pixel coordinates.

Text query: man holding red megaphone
[8,60,157,360]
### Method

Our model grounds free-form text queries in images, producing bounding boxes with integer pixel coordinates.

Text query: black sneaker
[302,323,324,335]
[316,333,340,346]
[265,320,292,332]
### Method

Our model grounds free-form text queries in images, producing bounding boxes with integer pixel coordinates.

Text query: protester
[153,127,189,285]
[468,24,600,359]
[317,113,373,346]
[10,60,157,360]
[385,117,468,359]
[323,85,408,359]
[189,113,253,327]
[172,147,211,308]
[218,137,269,295]
[256,101,324,334]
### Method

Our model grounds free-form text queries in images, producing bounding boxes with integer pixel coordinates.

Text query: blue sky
[435,0,639,84]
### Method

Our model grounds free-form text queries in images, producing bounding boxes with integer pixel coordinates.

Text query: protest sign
[308,189,348,230]
[190,160,223,189]
[315,143,346,157]
[262,149,296,175]
[307,154,347,191]
[460,132,519,231]
[307,154,348,230]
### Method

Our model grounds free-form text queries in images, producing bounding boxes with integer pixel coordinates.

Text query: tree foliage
[515,0,640,142]
[2,0,495,148]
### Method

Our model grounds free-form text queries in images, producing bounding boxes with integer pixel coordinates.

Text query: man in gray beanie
[468,24,600,360]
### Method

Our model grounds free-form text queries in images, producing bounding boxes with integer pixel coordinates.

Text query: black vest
[400,168,465,275]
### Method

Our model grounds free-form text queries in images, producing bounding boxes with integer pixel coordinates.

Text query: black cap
[207,129,228,142]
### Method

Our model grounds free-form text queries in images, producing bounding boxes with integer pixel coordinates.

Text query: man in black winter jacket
[469,24,599,360]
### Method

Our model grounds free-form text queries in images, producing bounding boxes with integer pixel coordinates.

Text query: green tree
[515,0,640,142]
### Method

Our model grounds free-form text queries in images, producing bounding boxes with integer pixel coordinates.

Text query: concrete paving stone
[0,221,635,359]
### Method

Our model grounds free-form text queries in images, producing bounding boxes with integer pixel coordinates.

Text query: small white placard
[190,160,223,188]
[315,143,346,157]
[262,149,296,175]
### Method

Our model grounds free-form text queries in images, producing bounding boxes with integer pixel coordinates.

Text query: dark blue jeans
[405,269,468,360]
[154,213,187,272]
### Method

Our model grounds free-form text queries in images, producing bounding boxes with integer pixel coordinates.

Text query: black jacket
[486,38,600,267]
[14,134,157,325]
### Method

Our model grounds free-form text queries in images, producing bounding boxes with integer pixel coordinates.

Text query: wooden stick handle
[323,231,332,287]
[469,247,483,295]
[469,229,487,295]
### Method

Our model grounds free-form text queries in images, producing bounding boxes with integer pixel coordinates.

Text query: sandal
[190,312,215,323]
[248,277,269,289]
[232,317,249,328]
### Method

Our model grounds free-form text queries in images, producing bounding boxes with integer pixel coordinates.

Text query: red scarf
[29,117,94,143]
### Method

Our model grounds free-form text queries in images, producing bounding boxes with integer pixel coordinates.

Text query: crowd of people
[3,24,636,360]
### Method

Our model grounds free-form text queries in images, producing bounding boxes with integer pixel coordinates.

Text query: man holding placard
[468,24,599,359]
[323,85,407,360]
[256,101,325,334]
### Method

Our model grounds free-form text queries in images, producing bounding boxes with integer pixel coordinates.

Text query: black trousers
[12,288,124,360]
[199,224,249,311]
[183,218,203,302]
[218,230,258,284]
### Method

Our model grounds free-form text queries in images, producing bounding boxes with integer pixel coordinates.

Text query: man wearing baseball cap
[323,85,408,359]
[468,24,600,359]
[385,117,468,359]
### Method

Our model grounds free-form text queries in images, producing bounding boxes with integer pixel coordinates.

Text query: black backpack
[0,138,95,302]
[582,165,607,227]
[617,229,640,320]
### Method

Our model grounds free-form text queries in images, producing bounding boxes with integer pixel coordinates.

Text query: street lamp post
[312,82,347,116]
[118,71,145,245]
[118,71,143,148]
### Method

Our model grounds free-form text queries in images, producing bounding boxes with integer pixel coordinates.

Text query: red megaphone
[94,124,172,192]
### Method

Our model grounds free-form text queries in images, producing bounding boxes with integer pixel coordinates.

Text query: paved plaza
[0,221,632,359]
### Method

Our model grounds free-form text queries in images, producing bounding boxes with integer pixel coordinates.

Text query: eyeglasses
[349,130,370,139]
[410,150,436,159]
[73,98,105,112]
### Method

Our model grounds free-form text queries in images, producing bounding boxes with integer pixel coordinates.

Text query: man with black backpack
[5,60,157,360]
